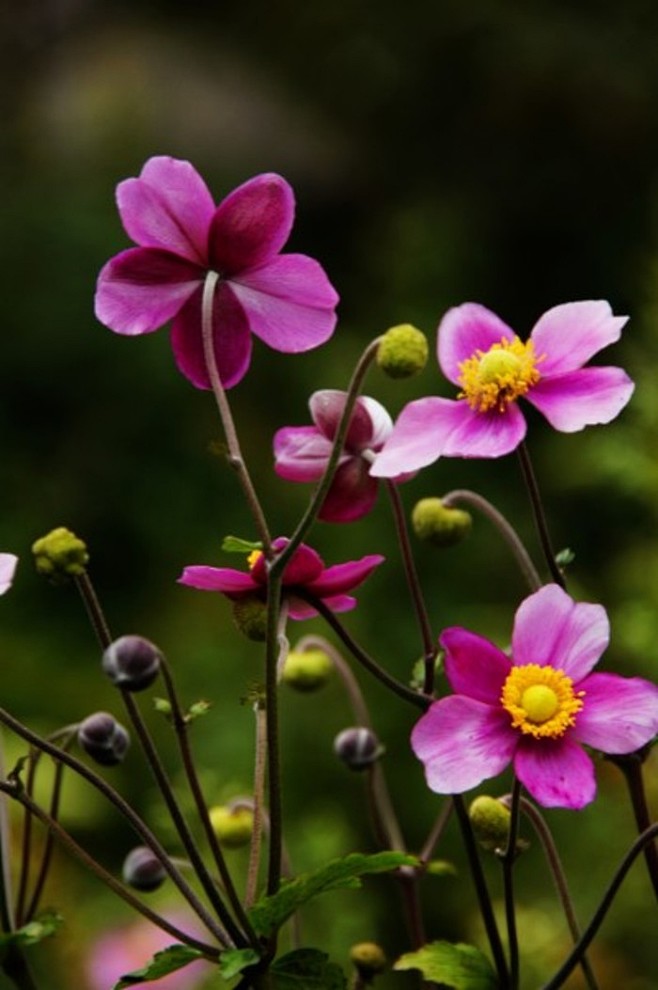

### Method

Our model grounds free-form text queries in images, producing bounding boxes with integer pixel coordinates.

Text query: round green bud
[376,324,428,379]
[282,648,333,692]
[350,942,387,978]
[468,795,511,852]
[32,527,89,583]
[231,596,268,641]
[411,498,472,547]
[209,805,254,848]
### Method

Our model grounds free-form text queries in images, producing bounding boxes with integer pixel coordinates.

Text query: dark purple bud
[78,711,130,766]
[102,635,162,691]
[122,845,167,892]
[333,726,384,771]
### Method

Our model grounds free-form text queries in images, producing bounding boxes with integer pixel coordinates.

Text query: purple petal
[178,565,257,595]
[117,157,215,264]
[273,426,333,482]
[525,367,634,432]
[529,301,628,376]
[437,303,516,385]
[95,249,201,336]
[573,673,658,754]
[318,460,380,522]
[306,554,384,597]
[249,540,324,586]
[0,554,18,595]
[411,696,517,794]
[514,736,596,809]
[511,584,609,681]
[170,283,253,390]
[208,173,295,274]
[441,628,512,704]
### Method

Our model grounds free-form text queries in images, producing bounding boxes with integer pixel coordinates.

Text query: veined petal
[178,566,257,595]
[170,283,252,390]
[273,426,334,482]
[573,673,658,754]
[437,303,516,385]
[511,584,609,681]
[514,736,596,809]
[441,628,511,704]
[306,554,384,597]
[209,173,295,274]
[411,696,517,794]
[318,460,380,522]
[529,301,628,376]
[0,554,18,595]
[525,367,634,432]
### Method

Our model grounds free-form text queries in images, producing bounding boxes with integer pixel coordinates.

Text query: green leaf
[271,948,346,989]
[0,912,63,955]
[249,851,416,937]
[113,944,204,988]
[222,536,263,554]
[218,947,261,979]
[394,941,497,989]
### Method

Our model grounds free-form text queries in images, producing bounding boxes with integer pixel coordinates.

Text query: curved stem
[517,443,565,588]
[294,635,372,727]
[605,751,658,903]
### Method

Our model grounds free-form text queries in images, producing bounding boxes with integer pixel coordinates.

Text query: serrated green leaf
[222,536,263,554]
[394,941,497,989]
[271,948,346,989]
[218,947,261,979]
[113,944,203,988]
[0,912,63,953]
[249,852,416,937]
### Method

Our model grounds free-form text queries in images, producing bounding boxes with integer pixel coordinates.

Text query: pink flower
[371,301,634,475]
[411,584,658,809]
[273,390,399,522]
[0,554,17,595]
[179,536,384,620]
[95,157,339,389]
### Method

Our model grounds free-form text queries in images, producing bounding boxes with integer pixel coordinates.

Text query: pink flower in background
[0,554,17,595]
[412,584,658,809]
[372,300,634,476]
[95,157,339,389]
[179,536,384,620]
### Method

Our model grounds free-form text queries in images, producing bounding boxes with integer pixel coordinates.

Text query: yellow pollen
[501,663,584,740]
[247,550,263,571]
[457,336,543,413]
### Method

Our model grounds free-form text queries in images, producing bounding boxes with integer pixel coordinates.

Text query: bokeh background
[3,1,658,987]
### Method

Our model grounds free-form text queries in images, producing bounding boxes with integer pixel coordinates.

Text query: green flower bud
[350,942,387,979]
[468,795,511,852]
[232,596,268,641]
[411,498,472,547]
[282,648,333,692]
[376,324,428,379]
[209,805,254,848]
[32,527,89,583]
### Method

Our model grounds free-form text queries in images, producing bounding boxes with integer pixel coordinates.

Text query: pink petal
[513,736,596,809]
[306,554,384,597]
[573,673,658,754]
[411,696,517,794]
[437,303,516,385]
[359,396,394,450]
[178,566,257,595]
[287,593,357,619]
[170,283,252,390]
[310,391,371,450]
[95,249,201,336]
[525,366,634,432]
[250,540,324,586]
[511,584,609,681]
[529,301,628,376]
[117,156,215,264]
[273,426,333,482]
[318,460,380,522]
[441,628,511,704]
[0,554,18,595]
[208,173,295,274]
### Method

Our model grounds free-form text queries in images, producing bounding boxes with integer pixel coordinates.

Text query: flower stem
[605,750,658,904]
[265,573,284,899]
[517,443,565,587]
[501,780,522,990]
[245,702,267,908]
[294,635,371,726]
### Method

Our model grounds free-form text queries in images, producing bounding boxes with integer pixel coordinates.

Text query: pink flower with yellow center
[371,300,634,475]
[411,584,658,809]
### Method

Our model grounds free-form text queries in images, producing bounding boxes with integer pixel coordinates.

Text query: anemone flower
[371,301,634,475]
[411,584,658,809]
[0,554,17,595]
[179,537,384,620]
[95,157,339,389]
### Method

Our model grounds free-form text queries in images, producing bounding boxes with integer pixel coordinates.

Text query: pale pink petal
[441,628,511,704]
[208,173,294,274]
[170,283,252,390]
[273,426,334,482]
[306,554,384,597]
[318,460,380,522]
[0,554,18,595]
[525,367,634,432]
[411,697,517,794]
[511,584,609,681]
[529,301,628,376]
[514,737,596,809]
[358,397,393,449]
[178,566,256,595]
[437,303,516,385]
[573,673,658,754]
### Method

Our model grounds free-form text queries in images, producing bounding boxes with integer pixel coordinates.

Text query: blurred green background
[2,1,658,987]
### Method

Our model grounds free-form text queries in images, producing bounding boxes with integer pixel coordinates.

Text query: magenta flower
[0,554,17,595]
[412,584,658,809]
[179,537,384,620]
[95,156,339,389]
[273,390,401,522]
[371,301,634,475]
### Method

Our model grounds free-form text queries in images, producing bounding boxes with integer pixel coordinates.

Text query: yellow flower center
[457,336,543,413]
[247,550,263,570]
[501,663,584,739]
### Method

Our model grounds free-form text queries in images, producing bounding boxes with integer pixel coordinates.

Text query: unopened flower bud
[78,711,130,766]
[377,324,428,379]
[282,648,333,692]
[32,527,89,583]
[468,796,511,852]
[209,805,254,848]
[231,596,268,641]
[102,635,162,692]
[350,942,387,979]
[333,727,384,771]
[122,846,166,892]
[411,498,472,547]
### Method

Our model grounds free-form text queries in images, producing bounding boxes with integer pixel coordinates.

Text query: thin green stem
[501,780,522,990]
[606,750,658,904]
[419,799,453,863]
[265,579,284,899]
[517,443,565,587]
[245,703,267,908]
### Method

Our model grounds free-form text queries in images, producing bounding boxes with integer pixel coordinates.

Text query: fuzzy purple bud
[78,712,130,766]
[122,846,167,892]
[102,635,162,692]
[333,727,384,771]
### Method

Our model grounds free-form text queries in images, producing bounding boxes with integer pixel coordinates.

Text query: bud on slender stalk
[468,795,512,852]
[102,635,162,691]
[78,712,130,766]
[209,804,255,848]
[376,324,428,379]
[350,942,387,982]
[411,498,472,547]
[32,527,89,583]
[122,846,167,891]
[282,648,333,692]
[333,727,384,771]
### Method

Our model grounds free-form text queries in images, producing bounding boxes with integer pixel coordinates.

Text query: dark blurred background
[2,1,658,987]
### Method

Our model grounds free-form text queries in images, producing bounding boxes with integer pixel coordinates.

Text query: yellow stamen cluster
[247,549,263,570]
[501,663,584,740]
[457,336,542,413]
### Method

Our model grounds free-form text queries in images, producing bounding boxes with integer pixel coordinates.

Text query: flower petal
[249,540,324,586]
[318,460,380,522]
[529,301,628,376]
[178,566,257,595]
[208,173,295,274]
[359,396,394,450]
[0,554,18,595]
[287,593,357,619]
[170,283,253,389]
[514,736,596,809]
[437,303,516,385]
[310,391,381,451]
[525,366,634,432]
[273,426,334,482]
[573,673,658,754]
[511,584,609,681]
[411,696,517,794]
[306,554,384,597]
[441,627,511,704]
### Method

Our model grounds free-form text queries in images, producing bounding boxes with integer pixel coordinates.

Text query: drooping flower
[371,301,634,475]
[0,554,18,595]
[95,157,339,389]
[411,584,658,809]
[179,536,384,620]
[273,390,401,522]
